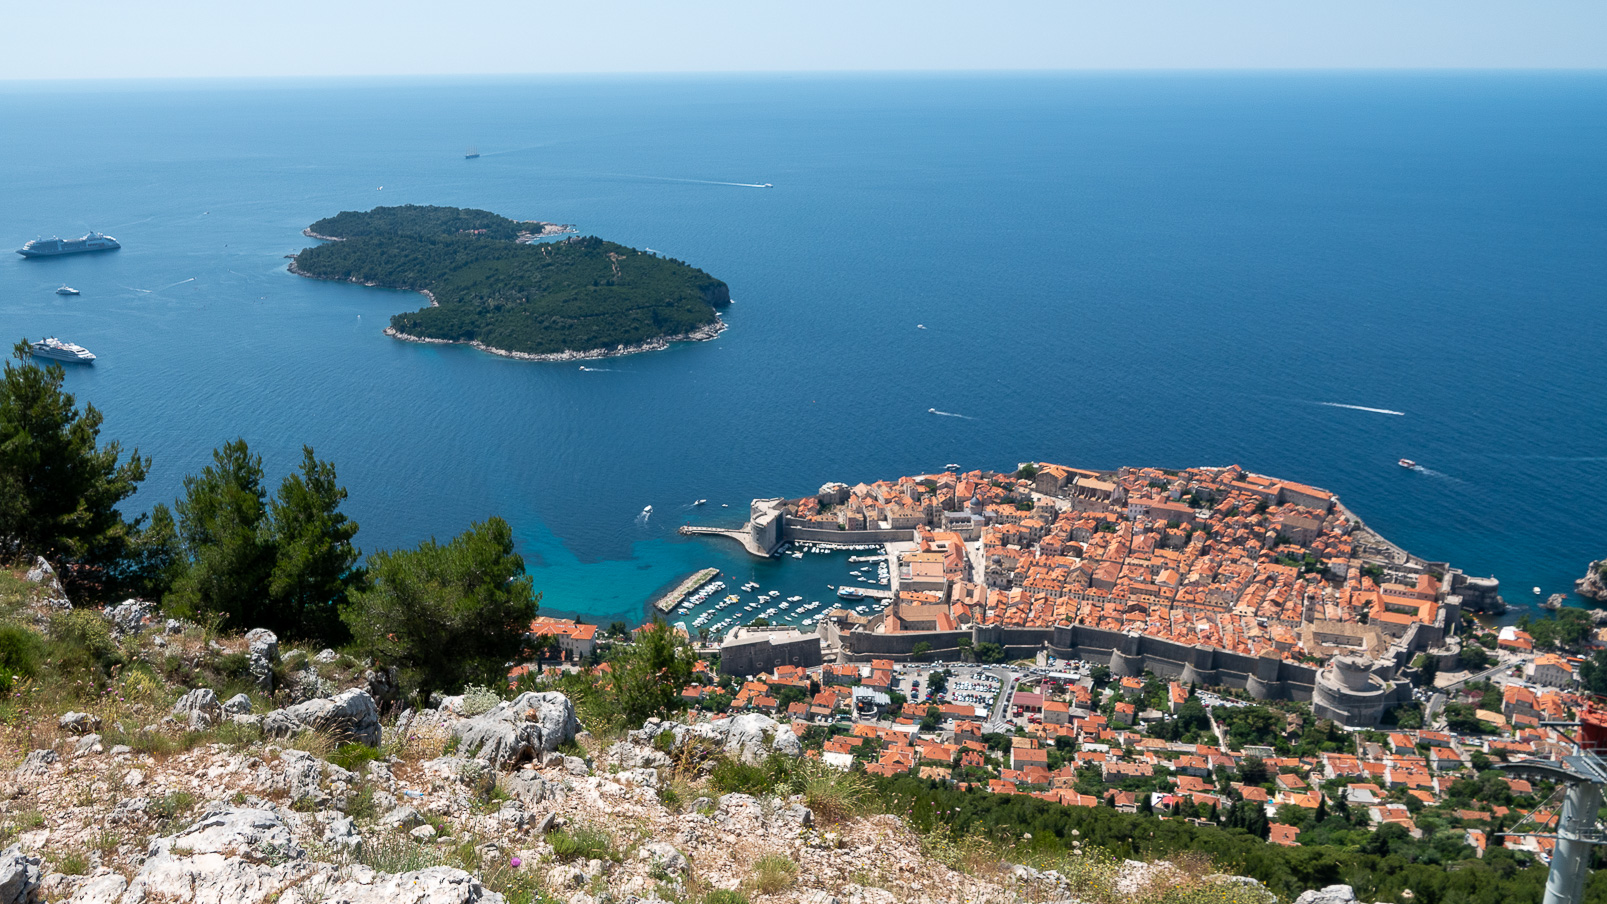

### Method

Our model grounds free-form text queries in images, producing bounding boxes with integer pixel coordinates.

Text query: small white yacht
[55,285,80,296]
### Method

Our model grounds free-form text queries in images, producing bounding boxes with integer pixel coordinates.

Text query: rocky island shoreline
[382,315,727,362]
[1577,557,1607,602]
[302,220,576,245]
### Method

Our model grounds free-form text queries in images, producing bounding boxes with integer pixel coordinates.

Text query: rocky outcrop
[118,806,306,903]
[1577,559,1607,603]
[244,629,278,693]
[22,557,70,615]
[172,688,222,730]
[75,805,503,904]
[449,692,578,769]
[58,712,101,734]
[104,600,150,637]
[1294,885,1362,904]
[262,688,381,746]
[630,713,803,765]
[317,865,506,904]
[0,844,42,904]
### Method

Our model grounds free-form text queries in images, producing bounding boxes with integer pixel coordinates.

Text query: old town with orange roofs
[531,462,1599,858]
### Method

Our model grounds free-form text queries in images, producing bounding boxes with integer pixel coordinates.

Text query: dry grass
[792,760,873,824]
[389,718,453,763]
[918,821,1014,880]
[745,853,798,896]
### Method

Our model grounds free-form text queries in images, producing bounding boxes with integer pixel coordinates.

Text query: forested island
[290,204,731,360]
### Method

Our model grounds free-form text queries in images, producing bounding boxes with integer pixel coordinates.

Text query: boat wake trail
[122,277,197,295]
[1317,401,1405,416]
[577,366,620,373]
[600,173,771,189]
[928,408,973,419]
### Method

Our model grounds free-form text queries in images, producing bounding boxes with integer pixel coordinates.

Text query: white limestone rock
[1294,886,1359,904]
[245,628,279,693]
[119,807,312,904]
[172,688,222,730]
[66,872,126,904]
[604,741,673,770]
[314,866,505,904]
[262,688,381,746]
[0,844,43,904]
[379,806,424,831]
[636,841,687,875]
[105,600,150,636]
[58,712,100,734]
[24,558,61,594]
[16,750,57,777]
[450,692,578,769]
[632,713,801,765]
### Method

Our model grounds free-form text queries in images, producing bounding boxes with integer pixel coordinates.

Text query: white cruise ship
[30,337,96,363]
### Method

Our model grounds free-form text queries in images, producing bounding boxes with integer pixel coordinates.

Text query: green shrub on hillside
[48,609,121,670]
[343,517,537,698]
[0,623,41,692]
[608,620,697,727]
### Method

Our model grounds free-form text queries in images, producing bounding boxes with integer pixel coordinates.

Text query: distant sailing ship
[464,147,480,159]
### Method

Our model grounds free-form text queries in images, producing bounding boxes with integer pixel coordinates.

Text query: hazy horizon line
[3,66,1605,87]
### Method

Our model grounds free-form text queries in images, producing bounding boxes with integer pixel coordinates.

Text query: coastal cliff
[1577,558,1607,602]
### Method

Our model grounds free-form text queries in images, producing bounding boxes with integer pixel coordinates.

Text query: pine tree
[266,446,360,642]
[344,516,537,697]
[167,439,275,628]
[0,340,149,594]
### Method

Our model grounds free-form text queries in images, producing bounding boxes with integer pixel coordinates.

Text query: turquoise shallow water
[2,73,1604,626]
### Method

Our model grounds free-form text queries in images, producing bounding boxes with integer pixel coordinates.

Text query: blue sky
[3,0,1604,80]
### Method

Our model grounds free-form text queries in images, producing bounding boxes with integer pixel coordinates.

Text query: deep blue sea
[3,73,1604,628]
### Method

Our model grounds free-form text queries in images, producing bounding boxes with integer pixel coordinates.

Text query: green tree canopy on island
[343,516,538,697]
[291,206,730,357]
[0,340,151,596]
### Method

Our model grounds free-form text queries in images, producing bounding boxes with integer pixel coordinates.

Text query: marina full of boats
[662,541,894,641]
